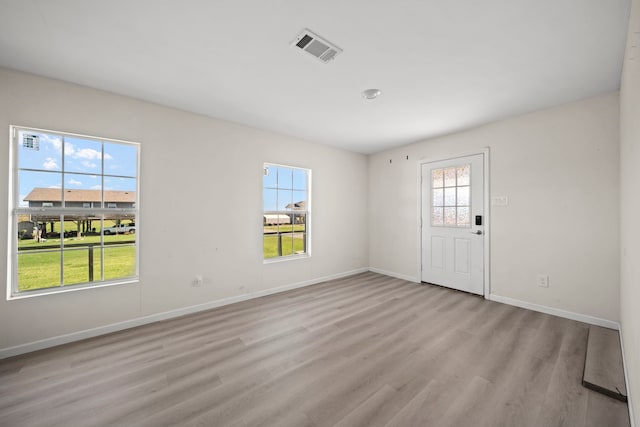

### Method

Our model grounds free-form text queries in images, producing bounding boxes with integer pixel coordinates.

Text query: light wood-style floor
[0,272,630,427]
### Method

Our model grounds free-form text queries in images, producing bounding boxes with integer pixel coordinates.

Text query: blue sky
[17,130,138,207]
[263,165,307,211]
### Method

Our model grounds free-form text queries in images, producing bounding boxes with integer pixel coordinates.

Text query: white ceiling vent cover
[292,29,342,63]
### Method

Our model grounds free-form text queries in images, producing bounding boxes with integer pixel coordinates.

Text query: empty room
[0,1,638,426]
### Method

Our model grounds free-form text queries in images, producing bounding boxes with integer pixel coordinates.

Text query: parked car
[103,223,136,235]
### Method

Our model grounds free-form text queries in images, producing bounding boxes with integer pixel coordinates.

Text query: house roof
[285,201,306,210]
[24,188,135,203]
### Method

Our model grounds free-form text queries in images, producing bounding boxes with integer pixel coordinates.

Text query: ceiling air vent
[292,29,342,63]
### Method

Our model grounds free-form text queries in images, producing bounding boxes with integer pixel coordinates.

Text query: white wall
[369,93,620,323]
[0,68,369,351]
[620,0,640,423]
[0,65,629,398]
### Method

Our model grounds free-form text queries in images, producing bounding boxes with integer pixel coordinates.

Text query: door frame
[417,148,491,298]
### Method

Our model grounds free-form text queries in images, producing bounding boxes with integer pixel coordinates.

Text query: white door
[421,154,485,295]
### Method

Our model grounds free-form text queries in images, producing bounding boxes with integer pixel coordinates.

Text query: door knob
[470,230,482,235]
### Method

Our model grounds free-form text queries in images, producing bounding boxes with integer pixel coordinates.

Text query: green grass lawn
[263,233,305,259]
[263,224,306,234]
[15,218,137,292]
[18,233,134,249]
[17,225,302,290]
[17,245,136,292]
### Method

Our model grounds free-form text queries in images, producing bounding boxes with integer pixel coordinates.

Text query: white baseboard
[619,326,636,427]
[368,267,419,283]
[488,294,619,330]
[0,268,368,359]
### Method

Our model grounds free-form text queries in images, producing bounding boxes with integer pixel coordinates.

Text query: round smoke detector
[362,89,381,100]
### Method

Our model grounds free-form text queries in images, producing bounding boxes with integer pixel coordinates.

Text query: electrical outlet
[537,274,549,288]
[193,275,203,287]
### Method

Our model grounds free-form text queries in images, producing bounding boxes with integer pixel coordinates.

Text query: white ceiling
[0,0,630,154]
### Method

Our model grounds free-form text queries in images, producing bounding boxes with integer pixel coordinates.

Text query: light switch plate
[491,196,509,207]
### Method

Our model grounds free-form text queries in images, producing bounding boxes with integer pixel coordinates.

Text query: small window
[107,203,117,208]
[431,164,471,227]
[9,126,139,298]
[263,164,310,260]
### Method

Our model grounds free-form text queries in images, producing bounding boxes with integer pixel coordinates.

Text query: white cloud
[64,142,75,156]
[48,185,61,189]
[81,160,97,169]
[43,157,59,170]
[75,148,103,160]
[19,194,28,208]
[90,185,102,190]
[68,179,82,186]
[47,135,62,150]
[30,135,115,163]
[62,144,112,162]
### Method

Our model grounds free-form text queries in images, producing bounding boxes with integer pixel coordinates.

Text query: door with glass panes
[421,154,484,295]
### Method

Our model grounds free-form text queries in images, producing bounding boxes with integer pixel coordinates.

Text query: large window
[263,164,310,260]
[8,126,139,298]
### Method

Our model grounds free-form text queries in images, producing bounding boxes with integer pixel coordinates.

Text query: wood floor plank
[585,389,631,427]
[0,272,630,427]
[437,375,494,427]
[583,325,627,401]
[535,320,591,427]
[332,385,401,427]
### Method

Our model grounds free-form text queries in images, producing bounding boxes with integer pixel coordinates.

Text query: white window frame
[263,163,311,263]
[7,125,140,299]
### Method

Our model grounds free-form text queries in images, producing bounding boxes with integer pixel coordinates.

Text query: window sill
[7,278,139,300]
[263,254,310,264]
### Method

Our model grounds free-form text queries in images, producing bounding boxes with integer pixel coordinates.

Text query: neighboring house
[285,201,305,210]
[285,201,306,224]
[264,202,305,226]
[22,188,137,235]
[263,214,291,225]
[23,188,136,209]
